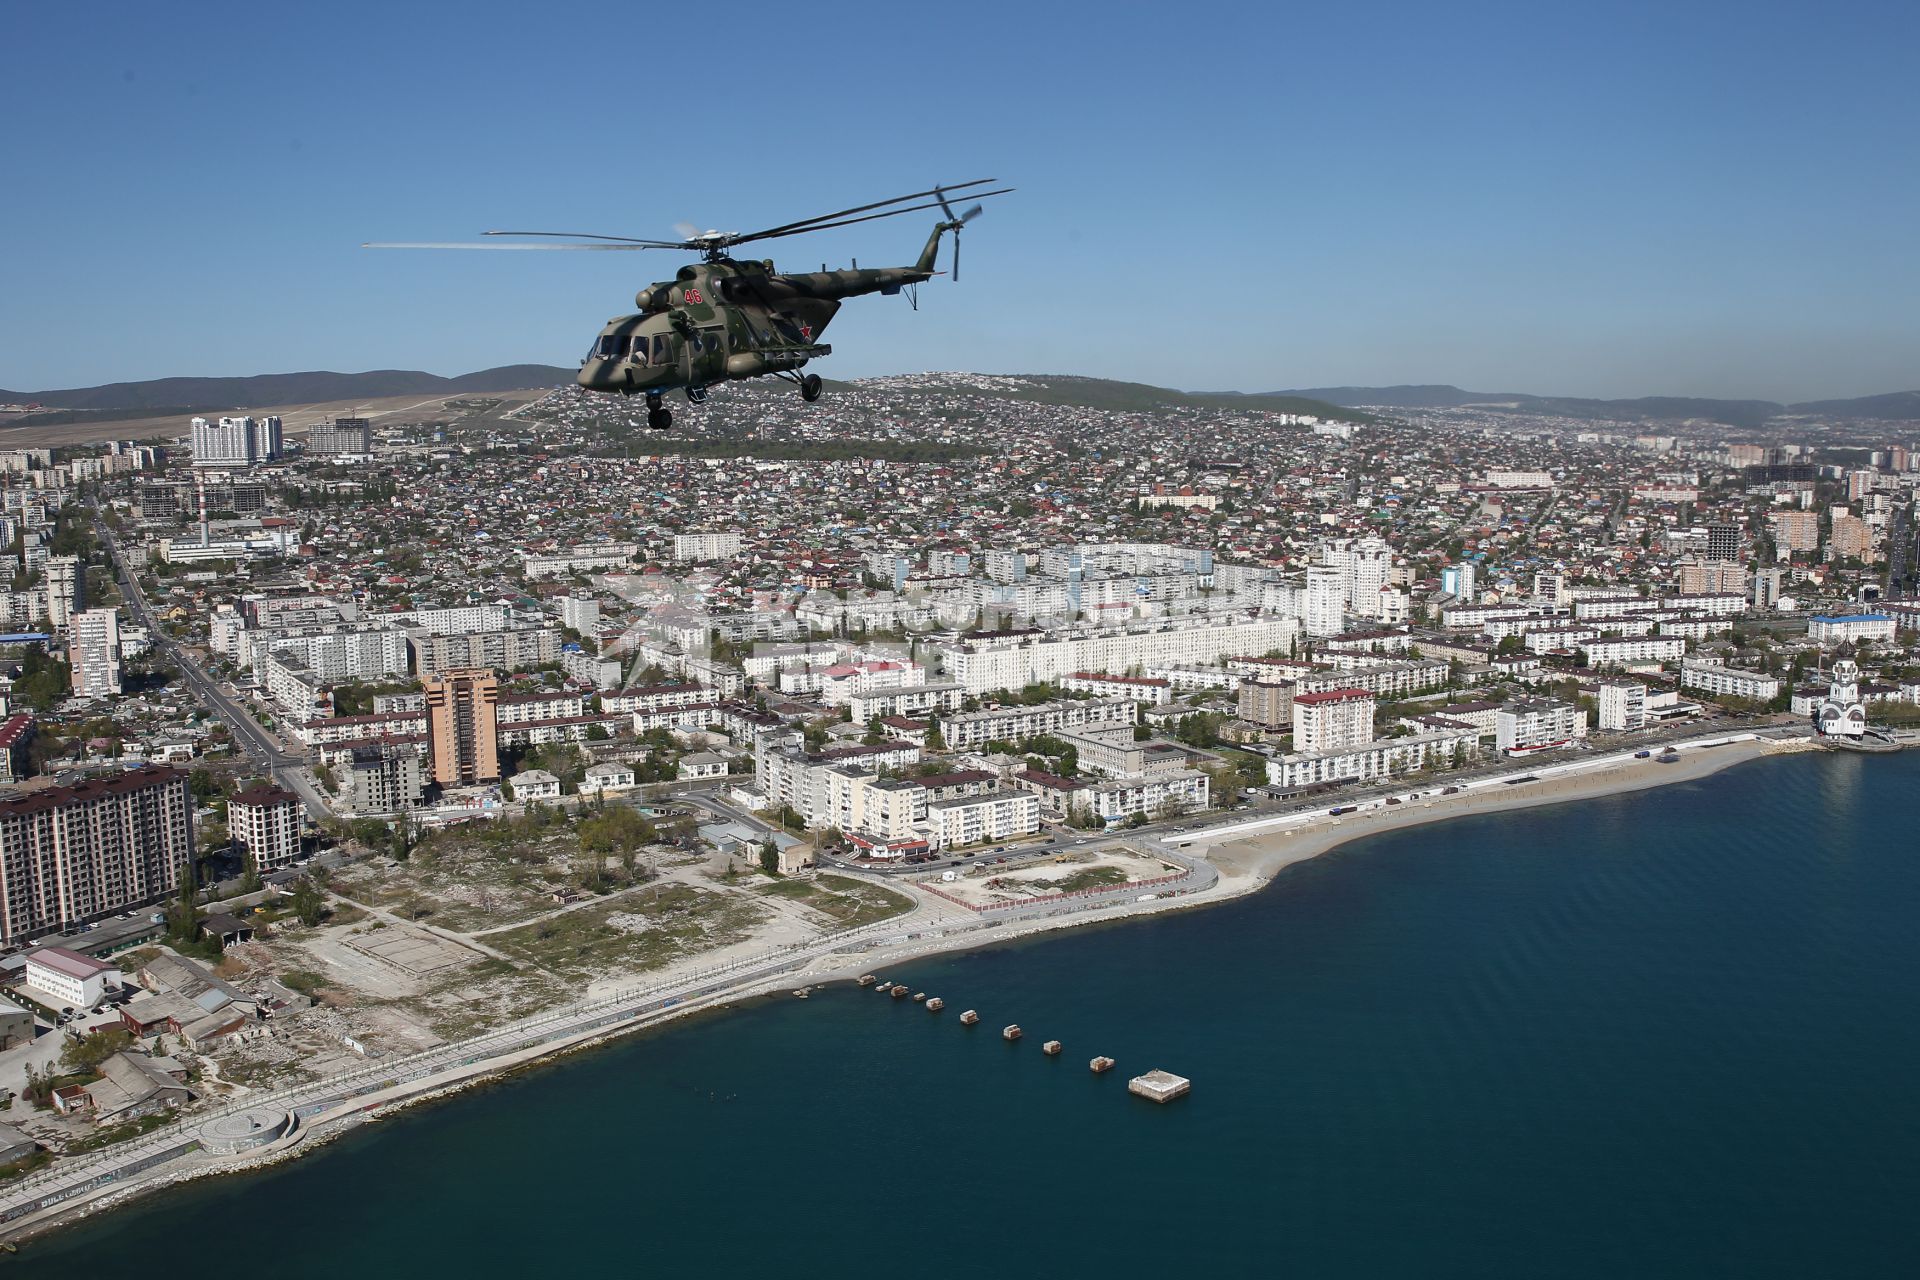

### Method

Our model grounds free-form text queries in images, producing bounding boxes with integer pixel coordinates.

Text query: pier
[1127,1070,1191,1104]
[852,980,1182,1103]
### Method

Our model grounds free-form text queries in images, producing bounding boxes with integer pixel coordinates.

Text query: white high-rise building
[44,555,84,630]
[557,596,601,634]
[69,607,123,697]
[1596,681,1647,732]
[1292,688,1376,753]
[228,785,303,871]
[190,415,282,467]
[673,531,744,562]
[1441,561,1478,603]
[1303,566,1345,637]
[1347,535,1393,618]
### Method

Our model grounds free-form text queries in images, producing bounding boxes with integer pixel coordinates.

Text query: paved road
[96,507,332,821]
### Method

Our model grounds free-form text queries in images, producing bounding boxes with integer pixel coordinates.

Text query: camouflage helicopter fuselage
[575,223,949,398]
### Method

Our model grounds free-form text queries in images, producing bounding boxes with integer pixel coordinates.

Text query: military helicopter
[366,179,1010,430]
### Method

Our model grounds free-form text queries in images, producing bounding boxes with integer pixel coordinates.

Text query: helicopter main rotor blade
[482,230,687,247]
[361,241,656,251]
[724,189,1013,248]
[726,179,1001,245]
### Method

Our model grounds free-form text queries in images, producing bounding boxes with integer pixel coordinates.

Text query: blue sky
[4,0,1916,400]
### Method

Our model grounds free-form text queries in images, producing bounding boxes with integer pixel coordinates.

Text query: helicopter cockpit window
[650,334,674,364]
[594,334,630,360]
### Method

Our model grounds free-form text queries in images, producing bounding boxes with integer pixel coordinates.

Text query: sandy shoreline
[1203,735,1811,893]
[0,732,1829,1246]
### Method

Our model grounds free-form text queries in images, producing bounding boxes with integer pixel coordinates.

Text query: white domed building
[1814,659,1867,739]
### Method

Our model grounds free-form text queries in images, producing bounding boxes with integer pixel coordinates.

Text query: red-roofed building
[0,766,194,945]
[24,945,122,1008]
[0,713,34,784]
[1292,688,1376,754]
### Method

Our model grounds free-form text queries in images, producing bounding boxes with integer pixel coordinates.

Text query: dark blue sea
[26,751,1920,1278]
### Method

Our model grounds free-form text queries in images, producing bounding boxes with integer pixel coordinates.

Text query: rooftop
[25,945,118,980]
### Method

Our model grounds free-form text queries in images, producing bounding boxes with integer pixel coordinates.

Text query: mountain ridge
[5,369,1917,429]
[0,365,577,413]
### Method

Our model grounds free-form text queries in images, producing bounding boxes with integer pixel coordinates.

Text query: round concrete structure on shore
[200,1107,291,1155]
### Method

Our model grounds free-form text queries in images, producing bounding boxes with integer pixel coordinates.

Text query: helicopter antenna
[932,185,987,282]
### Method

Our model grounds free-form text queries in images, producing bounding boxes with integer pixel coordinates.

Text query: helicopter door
[692,327,726,382]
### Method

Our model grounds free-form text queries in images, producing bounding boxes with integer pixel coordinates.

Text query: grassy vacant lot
[1048,866,1132,893]
[328,833,595,933]
[489,885,766,982]
[758,874,914,929]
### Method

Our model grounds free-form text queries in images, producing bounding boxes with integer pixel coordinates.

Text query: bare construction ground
[343,927,476,980]
[326,829,678,933]
[490,884,768,983]
[756,874,915,930]
[921,846,1182,909]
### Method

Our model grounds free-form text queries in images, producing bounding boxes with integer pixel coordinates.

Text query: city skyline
[6,1,1919,401]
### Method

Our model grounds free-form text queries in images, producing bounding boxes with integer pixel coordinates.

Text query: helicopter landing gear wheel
[647,407,673,431]
[799,373,823,403]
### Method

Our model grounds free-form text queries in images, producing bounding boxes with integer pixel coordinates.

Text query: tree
[579,806,657,855]
[238,847,263,895]
[389,814,416,862]
[924,713,945,750]
[168,857,202,946]
[1205,764,1244,807]
[290,877,327,927]
[758,841,780,876]
[60,1027,134,1075]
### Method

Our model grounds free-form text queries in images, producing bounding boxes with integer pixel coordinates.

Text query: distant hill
[0,365,576,413]
[1787,390,1920,420]
[1266,384,1526,410]
[1264,384,1920,428]
[9,366,1917,428]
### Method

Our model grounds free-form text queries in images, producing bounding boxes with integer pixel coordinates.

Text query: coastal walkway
[0,844,1210,1240]
[0,724,1808,1240]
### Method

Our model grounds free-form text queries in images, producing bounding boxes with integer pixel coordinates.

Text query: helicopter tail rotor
[933,186,987,282]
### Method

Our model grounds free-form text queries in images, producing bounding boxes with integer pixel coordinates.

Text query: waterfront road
[0,842,1204,1232]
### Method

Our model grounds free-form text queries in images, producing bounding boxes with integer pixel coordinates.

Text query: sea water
[28,751,1920,1278]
